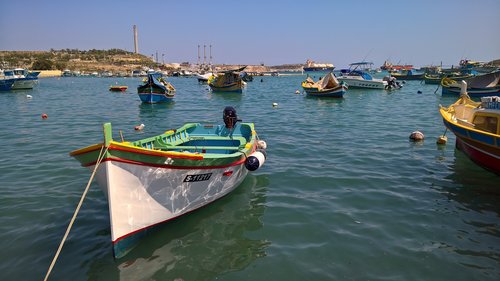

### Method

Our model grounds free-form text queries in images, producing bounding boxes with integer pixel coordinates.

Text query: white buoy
[257,140,267,150]
[26,95,33,99]
[134,123,145,131]
[272,102,278,108]
[409,131,424,141]
[295,90,300,94]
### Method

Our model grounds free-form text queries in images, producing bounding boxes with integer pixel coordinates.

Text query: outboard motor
[223,106,238,129]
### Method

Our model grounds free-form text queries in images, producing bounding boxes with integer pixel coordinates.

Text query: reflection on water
[89,174,269,280]
[443,149,500,214]
[448,149,499,190]
[138,102,176,118]
[208,91,243,103]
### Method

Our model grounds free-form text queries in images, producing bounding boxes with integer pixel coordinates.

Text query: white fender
[245,150,266,171]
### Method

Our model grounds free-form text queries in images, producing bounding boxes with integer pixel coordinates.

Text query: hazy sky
[1,0,499,68]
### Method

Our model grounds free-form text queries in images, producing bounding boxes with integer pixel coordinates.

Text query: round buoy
[436,135,447,144]
[257,140,267,150]
[409,130,424,141]
[295,90,300,94]
[41,113,48,119]
[134,123,145,130]
[26,95,33,99]
[417,90,422,94]
[272,102,278,108]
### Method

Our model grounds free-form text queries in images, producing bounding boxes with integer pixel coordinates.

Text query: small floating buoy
[41,113,48,119]
[436,135,447,144]
[26,95,32,99]
[257,140,267,150]
[134,123,145,131]
[295,90,300,94]
[409,130,424,141]
[272,102,278,108]
[417,90,422,94]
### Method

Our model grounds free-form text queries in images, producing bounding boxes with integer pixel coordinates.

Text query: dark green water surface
[0,75,498,281]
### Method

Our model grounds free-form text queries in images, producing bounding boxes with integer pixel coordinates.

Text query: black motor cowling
[223,106,238,128]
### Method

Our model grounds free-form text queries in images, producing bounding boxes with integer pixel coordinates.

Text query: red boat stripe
[84,156,246,170]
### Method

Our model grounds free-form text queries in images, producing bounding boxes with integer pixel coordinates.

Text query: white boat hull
[91,159,248,255]
[337,76,387,89]
[12,79,38,89]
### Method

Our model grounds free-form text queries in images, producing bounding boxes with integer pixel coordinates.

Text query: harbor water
[0,75,498,281]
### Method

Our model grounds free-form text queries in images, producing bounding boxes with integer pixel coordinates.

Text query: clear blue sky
[1,0,499,68]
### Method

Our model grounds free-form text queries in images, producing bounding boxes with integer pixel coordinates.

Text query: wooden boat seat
[160,145,242,152]
[153,135,248,152]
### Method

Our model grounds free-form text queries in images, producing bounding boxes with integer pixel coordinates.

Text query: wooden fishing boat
[441,71,500,97]
[439,87,500,175]
[137,73,175,103]
[69,107,268,257]
[423,73,474,85]
[301,72,348,98]
[109,85,128,92]
[208,66,246,93]
[389,69,424,80]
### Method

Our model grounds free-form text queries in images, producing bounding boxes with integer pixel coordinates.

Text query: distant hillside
[0,49,308,73]
[0,49,155,72]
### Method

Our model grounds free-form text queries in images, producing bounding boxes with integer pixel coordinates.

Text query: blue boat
[0,78,16,91]
[2,68,39,90]
[137,74,176,103]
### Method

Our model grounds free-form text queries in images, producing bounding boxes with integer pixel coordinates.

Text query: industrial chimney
[133,25,139,54]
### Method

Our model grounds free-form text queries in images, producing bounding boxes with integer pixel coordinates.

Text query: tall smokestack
[133,25,139,54]
[203,44,206,65]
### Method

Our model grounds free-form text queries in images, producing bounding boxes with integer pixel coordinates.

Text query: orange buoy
[41,113,48,119]
[436,135,447,144]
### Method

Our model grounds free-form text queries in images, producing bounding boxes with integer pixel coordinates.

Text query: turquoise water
[0,75,498,281]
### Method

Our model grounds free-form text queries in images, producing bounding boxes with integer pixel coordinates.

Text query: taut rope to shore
[43,145,108,281]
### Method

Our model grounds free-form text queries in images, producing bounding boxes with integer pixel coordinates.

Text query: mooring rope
[43,144,109,281]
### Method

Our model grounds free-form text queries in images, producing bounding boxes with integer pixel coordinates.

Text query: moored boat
[389,69,424,80]
[69,107,268,257]
[337,66,387,89]
[109,85,128,92]
[441,71,500,97]
[1,68,39,89]
[196,72,213,83]
[137,73,175,103]
[301,72,348,98]
[423,72,474,85]
[439,87,500,175]
[380,60,413,71]
[208,67,245,92]
[303,59,335,72]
